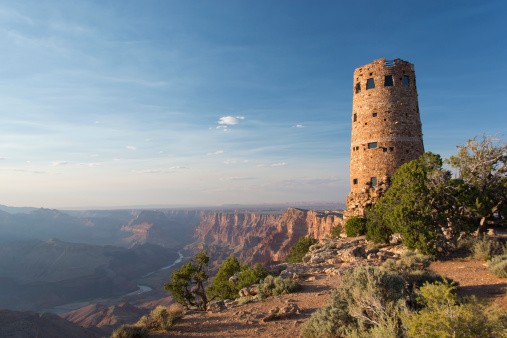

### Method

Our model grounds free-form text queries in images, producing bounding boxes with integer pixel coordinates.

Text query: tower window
[403,76,410,87]
[382,147,387,152]
[353,179,358,185]
[389,147,394,152]
[368,142,377,149]
[353,113,357,122]
[371,177,377,186]
[366,78,375,90]
[372,112,377,117]
[384,75,394,86]
[355,82,361,93]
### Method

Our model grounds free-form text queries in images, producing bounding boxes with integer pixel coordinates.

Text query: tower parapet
[345,58,424,218]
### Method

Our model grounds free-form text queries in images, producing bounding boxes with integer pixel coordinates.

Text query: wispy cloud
[132,166,188,174]
[293,124,305,128]
[126,146,137,150]
[0,157,6,160]
[223,159,250,164]
[207,150,225,156]
[0,167,46,174]
[77,162,101,167]
[257,162,288,167]
[0,8,34,25]
[220,176,255,181]
[52,161,68,166]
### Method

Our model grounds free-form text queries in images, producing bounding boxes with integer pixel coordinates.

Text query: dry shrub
[403,280,507,337]
[136,305,183,331]
[110,324,148,338]
[301,266,407,338]
[488,254,507,278]
[258,275,299,298]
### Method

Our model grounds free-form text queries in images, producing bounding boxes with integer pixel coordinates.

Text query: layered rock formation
[61,302,148,333]
[187,208,343,267]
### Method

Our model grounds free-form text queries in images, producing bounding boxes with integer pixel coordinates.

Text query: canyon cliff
[187,208,343,267]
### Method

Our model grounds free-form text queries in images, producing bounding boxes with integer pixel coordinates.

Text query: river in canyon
[42,250,186,314]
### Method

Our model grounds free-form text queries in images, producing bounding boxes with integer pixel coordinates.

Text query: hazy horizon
[0,1,505,208]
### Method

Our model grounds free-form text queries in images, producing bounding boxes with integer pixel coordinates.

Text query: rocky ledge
[206,236,408,312]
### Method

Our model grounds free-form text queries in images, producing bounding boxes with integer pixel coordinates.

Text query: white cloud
[218,116,244,125]
[126,146,137,150]
[216,125,229,132]
[257,162,288,167]
[207,150,225,156]
[293,124,305,128]
[0,157,6,160]
[52,161,68,167]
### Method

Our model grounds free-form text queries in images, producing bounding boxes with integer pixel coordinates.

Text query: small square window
[384,75,394,86]
[372,112,377,117]
[383,148,387,152]
[389,147,394,152]
[366,78,375,90]
[403,76,410,87]
[353,179,358,185]
[368,142,377,149]
[371,177,377,186]
[355,82,361,93]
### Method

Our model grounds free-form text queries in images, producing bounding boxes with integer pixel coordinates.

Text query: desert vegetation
[302,254,507,338]
[365,135,506,254]
[285,236,317,263]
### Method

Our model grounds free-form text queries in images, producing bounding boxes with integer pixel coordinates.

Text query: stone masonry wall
[345,58,424,218]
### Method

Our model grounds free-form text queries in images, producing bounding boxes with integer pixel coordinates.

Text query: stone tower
[345,58,424,218]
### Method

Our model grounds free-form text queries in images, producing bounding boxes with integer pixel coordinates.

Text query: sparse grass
[238,296,253,305]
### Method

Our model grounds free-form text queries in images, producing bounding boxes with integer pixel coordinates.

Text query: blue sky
[0,0,505,208]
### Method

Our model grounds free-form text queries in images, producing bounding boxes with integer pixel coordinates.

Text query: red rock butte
[345,58,424,218]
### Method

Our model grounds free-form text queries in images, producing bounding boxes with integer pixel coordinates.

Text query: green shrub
[345,216,367,237]
[136,306,182,331]
[207,256,268,300]
[285,236,316,263]
[330,225,341,238]
[258,275,299,298]
[110,325,148,338]
[403,279,507,337]
[488,254,507,278]
[301,266,407,338]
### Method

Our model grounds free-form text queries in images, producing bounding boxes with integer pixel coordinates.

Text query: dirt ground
[150,257,507,338]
